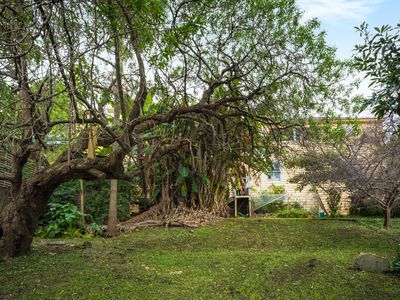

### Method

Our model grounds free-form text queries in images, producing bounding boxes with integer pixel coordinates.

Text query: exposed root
[120,202,165,227]
[119,206,221,232]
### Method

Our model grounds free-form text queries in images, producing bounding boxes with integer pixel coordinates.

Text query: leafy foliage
[262,184,286,195]
[0,0,358,257]
[37,203,87,238]
[46,179,138,224]
[392,246,400,273]
[326,188,341,217]
[257,200,286,214]
[276,208,310,218]
[350,197,400,217]
[354,22,400,118]
[256,199,306,215]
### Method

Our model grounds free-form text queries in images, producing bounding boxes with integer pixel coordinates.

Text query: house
[0,148,13,206]
[239,118,382,216]
[0,146,38,206]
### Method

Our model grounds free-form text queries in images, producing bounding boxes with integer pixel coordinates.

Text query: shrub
[349,197,400,217]
[257,184,286,214]
[47,179,137,224]
[277,208,310,218]
[37,202,88,238]
[262,184,285,195]
[257,200,286,214]
[289,201,303,209]
[257,200,305,214]
[309,205,320,218]
[86,222,104,236]
[326,188,341,217]
[392,246,400,273]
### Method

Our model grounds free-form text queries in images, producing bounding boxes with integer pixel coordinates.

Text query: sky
[297,0,400,102]
[297,0,399,59]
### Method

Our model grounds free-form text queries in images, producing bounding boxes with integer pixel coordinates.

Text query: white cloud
[297,0,384,22]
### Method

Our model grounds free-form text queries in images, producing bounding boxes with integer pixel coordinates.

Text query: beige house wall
[0,148,12,189]
[248,166,351,215]
[246,116,382,215]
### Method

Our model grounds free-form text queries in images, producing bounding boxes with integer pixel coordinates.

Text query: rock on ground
[354,253,390,273]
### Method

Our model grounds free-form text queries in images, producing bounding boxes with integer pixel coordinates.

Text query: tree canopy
[0,0,349,258]
[354,22,400,118]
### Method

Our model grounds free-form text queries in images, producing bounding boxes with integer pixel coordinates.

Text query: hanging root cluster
[120,116,253,228]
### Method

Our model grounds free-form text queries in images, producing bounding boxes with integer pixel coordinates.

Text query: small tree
[326,188,341,217]
[288,121,400,228]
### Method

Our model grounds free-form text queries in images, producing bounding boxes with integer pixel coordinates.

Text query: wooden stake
[234,196,237,218]
[79,179,85,225]
[249,198,252,218]
[107,179,118,236]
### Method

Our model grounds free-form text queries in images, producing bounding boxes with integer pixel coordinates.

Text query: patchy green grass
[1,218,400,299]
[352,216,400,235]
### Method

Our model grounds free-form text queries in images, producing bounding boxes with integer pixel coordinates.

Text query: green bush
[37,203,88,238]
[326,188,341,217]
[257,185,287,214]
[349,193,400,217]
[349,197,400,217]
[257,200,305,214]
[276,208,310,218]
[392,247,400,273]
[257,200,286,214]
[37,179,142,237]
[47,179,138,224]
[86,222,104,236]
[262,184,285,195]
[290,201,303,209]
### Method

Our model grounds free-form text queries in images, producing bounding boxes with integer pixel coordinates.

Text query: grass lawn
[1,218,400,299]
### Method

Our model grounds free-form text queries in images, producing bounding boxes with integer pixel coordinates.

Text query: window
[267,161,282,181]
[292,128,297,142]
[344,124,354,135]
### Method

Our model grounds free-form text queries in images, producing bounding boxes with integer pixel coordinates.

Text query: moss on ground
[1,218,399,299]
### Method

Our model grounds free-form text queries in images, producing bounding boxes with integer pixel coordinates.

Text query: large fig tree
[0,0,347,258]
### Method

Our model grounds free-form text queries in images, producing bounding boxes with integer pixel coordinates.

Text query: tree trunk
[0,183,50,258]
[383,206,391,229]
[107,179,118,236]
[1,156,126,258]
[106,35,123,237]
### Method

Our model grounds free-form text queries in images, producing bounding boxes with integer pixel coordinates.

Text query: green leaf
[191,182,199,193]
[181,182,188,197]
[178,166,189,178]
[143,92,154,114]
[199,173,210,185]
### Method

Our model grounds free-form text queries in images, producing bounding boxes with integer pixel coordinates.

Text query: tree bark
[0,154,127,258]
[383,206,391,229]
[106,34,124,237]
[0,182,51,258]
[107,179,118,236]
